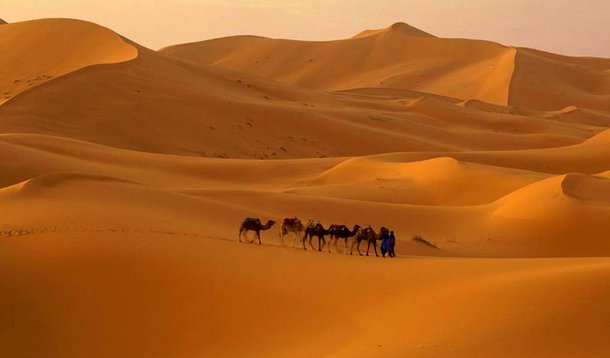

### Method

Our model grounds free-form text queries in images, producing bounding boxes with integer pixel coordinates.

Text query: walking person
[380,228,391,257]
[388,231,396,257]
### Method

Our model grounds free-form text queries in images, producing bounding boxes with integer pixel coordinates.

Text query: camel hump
[244,217,261,224]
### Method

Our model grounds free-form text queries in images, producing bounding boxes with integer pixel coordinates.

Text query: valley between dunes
[0,18,609,357]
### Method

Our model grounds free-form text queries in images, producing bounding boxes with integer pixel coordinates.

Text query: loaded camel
[279,217,305,247]
[302,220,330,251]
[350,225,389,256]
[238,217,276,244]
[327,224,361,254]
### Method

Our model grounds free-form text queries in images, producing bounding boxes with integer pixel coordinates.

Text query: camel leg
[328,236,333,253]
[244,230,253,243]
[373,241,379,257]
[333,236,341,253]
[243,230,252,243]
[308,235,316,250]
[279,227,284,246]
[291,232,297,248]
[366,240,371,256]
[257,230,262,245]
[318,236,322,252]
[302,234,308,250]
[357,240,363,256]
[238,228,243,243]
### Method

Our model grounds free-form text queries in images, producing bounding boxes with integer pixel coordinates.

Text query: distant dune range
[161,22,610,111]
[1,18,609,358]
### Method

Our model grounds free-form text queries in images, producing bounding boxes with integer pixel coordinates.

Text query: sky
[2,0,609,57]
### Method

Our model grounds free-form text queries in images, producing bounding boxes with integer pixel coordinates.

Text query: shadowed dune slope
[0,19,137,104]
[509,48,610,111]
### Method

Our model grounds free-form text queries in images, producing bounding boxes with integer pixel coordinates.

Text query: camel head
[259,220,276,230]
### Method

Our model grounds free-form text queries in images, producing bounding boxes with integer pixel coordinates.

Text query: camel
[350,226,389,256]
[279,217,305,247]
[327,224,361,253]
[238,217,276,244]
[302,220,330,251]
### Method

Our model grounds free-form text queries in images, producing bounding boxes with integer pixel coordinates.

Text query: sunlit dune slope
[0,19,137,104]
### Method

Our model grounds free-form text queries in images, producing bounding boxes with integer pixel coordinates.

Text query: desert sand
[1,19,609,357]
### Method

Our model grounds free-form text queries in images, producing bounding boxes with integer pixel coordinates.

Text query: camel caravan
[238,217,396,257]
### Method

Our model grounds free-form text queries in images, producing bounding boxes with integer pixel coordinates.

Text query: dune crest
[352,22,436,39]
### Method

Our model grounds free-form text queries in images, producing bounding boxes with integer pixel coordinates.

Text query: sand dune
[1,133,608,257]
[0,19,137,104]
[289,156,547,206]
[0,16,609,358]
[161,23,517,105]
[0,19,602,158]
[161,22,610,111]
